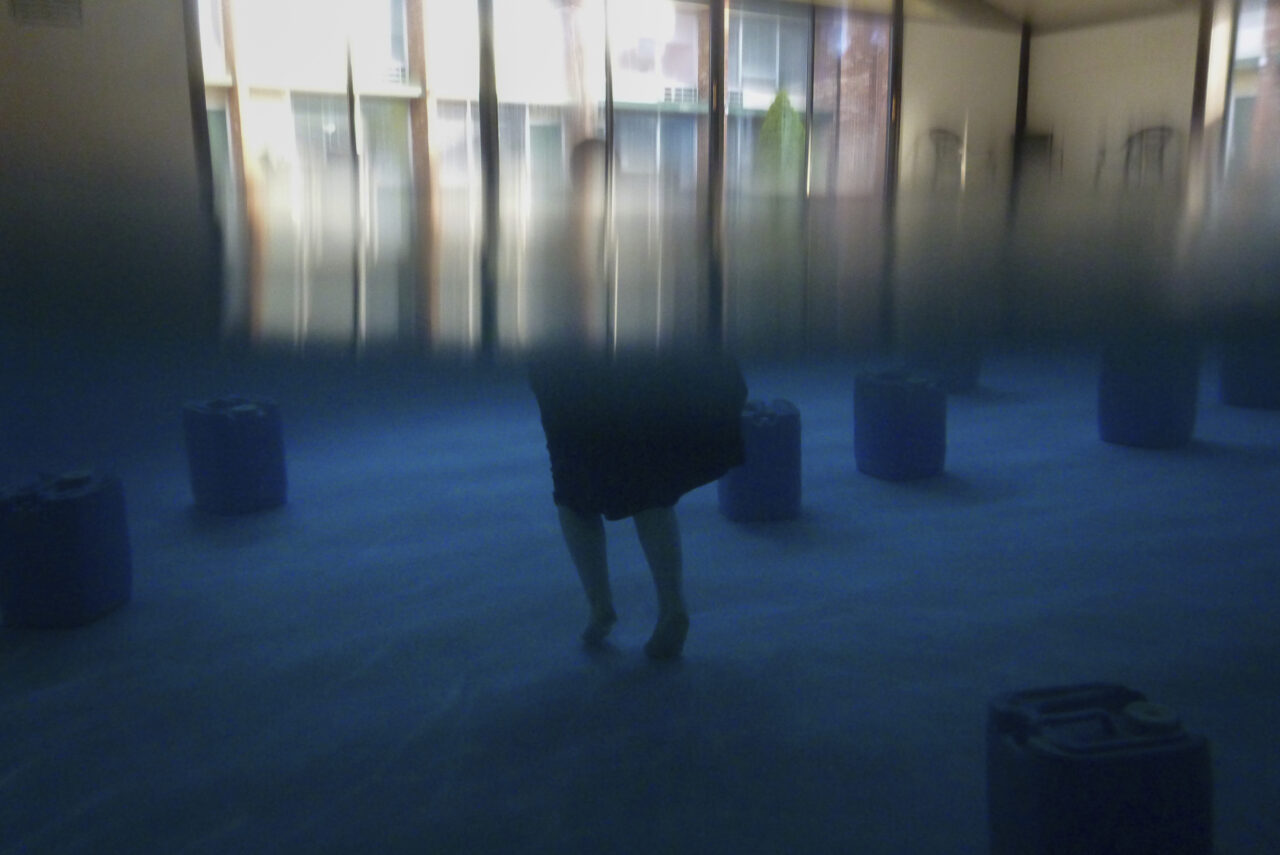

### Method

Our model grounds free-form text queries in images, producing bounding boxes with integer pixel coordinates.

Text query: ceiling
[976,0,1201,31]
[810,0,1205,32]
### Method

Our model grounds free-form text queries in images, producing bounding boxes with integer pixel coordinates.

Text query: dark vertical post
[1180,0,1229,279]
[182,0,217,228]
[345,46,366,357]
[803,5,817,201]
[833,13,843,184]
[1189,0,1216,167]
[223,0,264,341]
[707,0,726,349]
[406,0,437,348]
[477,0,501,359]
[181,0,223,339]
[1222,0,1242,181]
[884,0,903,205]
[1004,21,1032,337]
[604,0,617,353]
[880,0,904,352]
[800,3,817,341]
[1011,22,1031,200]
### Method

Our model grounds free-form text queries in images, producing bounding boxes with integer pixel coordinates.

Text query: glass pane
[610,0,708,350]
[202,0,895,354]
[806,9,892,347]
[425,0,480,100]
[205,100,249,337]
[727,13,742,93]
[232,1,349,90]
[216,1,417,348]
[286,94,357,342]
[361,99,414,340]
[725,2,811,353]
[197,0,227,80]
[779,17,809,102]
[492,0,606,350]
[664,10,700,90]
[1227,0,1280,180]
[349,0,410,85]
[432,98,483,350]
[740,15,777,96]
[425,0,481,350]
[811,11,889,197]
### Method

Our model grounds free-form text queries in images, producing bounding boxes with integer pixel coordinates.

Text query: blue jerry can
[854,370,946,481]
[183,397,287,514]
[1098,337,1200,449]
[0,471,133,628]
[987,683,1212,855]
[718,399,801,522]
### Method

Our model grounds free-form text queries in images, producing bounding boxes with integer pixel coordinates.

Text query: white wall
[0,0,219,337]
[899,19,1022,193]
[1027,10,1201,188]
[891,20,1020,350]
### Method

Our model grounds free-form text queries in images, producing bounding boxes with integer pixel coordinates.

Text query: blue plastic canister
[0,471,133,628]
[718,399,801,522]
[1098,338,1200,448]
[183,397,287,514]
[987,683,1212,855]
[854,371,946,481]
[1220,333,1280,410]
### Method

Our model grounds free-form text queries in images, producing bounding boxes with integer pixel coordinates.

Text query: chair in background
[928,128,963,190]
[1123,125,1176,187]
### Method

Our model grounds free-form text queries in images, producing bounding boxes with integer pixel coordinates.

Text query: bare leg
[556,505,617,645]
[633,506,689,659]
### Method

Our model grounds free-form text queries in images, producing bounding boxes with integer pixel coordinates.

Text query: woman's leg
[633,505,689,659]
[557,504,617,645]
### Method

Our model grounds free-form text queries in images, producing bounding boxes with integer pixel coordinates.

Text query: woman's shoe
[644,612,689,660]
[582,606,618,647]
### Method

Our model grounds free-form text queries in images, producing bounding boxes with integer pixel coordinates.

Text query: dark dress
[529,348,748,521]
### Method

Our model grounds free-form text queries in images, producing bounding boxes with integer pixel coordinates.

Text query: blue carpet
[2,339,1278,854]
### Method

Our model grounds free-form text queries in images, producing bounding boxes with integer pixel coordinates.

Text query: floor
[2,336,1278,854]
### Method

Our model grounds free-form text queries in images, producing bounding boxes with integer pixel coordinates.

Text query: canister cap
[186,396,274,415]
[1122,701,1182,735]
[53,470,95,492]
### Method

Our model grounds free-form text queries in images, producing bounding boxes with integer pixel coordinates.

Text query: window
[199,0,417,346]
[197,0,226,79]
[1226,0,1280,180]
[730,8,809,112]
[194,0,893,353]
